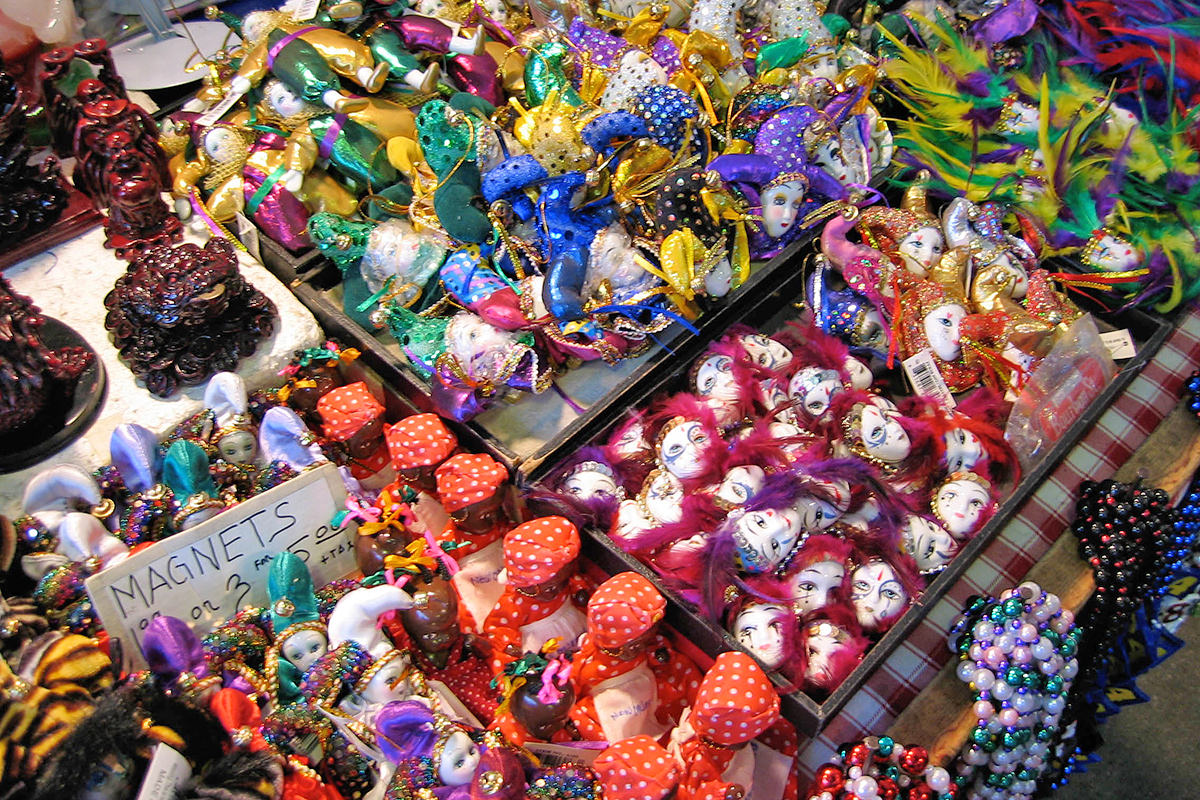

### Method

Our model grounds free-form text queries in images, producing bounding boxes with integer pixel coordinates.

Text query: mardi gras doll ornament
[375,700,483,796]
[491,644,578,746]
[267,552,328,706]
[161,440,225,529]
[316,381,394,490]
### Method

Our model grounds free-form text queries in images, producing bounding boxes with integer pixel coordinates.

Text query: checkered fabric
[794,307,1200,781]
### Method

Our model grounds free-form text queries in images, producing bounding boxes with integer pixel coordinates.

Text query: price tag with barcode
[195,88,245,128]
[1100,329,1136,360]
[902,349,957,409]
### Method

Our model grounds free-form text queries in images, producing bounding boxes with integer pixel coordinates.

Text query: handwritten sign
[86,463,358,668]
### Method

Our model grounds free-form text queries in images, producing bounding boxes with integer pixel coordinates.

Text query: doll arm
[233,40,270,93]
[566,697,606,741]
[284,126,320,177]
[171,158,208,199]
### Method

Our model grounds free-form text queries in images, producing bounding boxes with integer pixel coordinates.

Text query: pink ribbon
[318,114,348,160]
[538,657,571,704]
[343,496,382,526]
[421,529,460,576]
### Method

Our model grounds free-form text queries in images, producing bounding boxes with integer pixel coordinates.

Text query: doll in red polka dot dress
[385,412,460,535]
[569,572,701,743]
[434,452,513,633]
[482,516,593,677]
[594,735,681,800]
[317,381,395,492]
[668,652,799,800]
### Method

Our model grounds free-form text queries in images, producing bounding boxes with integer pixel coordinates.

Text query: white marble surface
[0,224,323,516]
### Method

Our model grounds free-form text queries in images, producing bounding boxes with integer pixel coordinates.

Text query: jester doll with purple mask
[710,105,848,259]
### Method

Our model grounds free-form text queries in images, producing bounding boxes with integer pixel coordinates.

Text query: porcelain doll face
[790,559,845,614]
[716,465,766,508]
[203,127,242,164]
[802,50,839,82]
[789,367,842,419]
[281,628,328,674]
[360,655,416,705]
[761,180,807,239]
[811,137,851,186]
[849,561,908,628]
[218,429,258,464]
[934,477,991,538]
[1087,233,1138,272]
[704,257,734,298]
[740,334,793,370]
[438,730,481,785]
[643,469,684,523]
[1001,99,1040,134]
[612,418,652,461]
[923,303,967,362]
[943,428,984,474]
[733,507,804,573]
[657,419,713,481]
[693,354,740,403]
[898,226,945,271]
[854,403,911,463]
[613,498,653,540]
[805,478,851,527]
[844,356,872,390]
[733,603,788,670]
[902,515,960,574]
[608,0,689,26]
[265,79,312,119]
[562,464,621,502]
[977,254,1028,300]
[804,620,848,686]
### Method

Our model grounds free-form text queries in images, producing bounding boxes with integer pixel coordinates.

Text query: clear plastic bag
[1004,314,1117,468]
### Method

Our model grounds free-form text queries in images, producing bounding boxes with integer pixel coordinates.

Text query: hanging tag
[291,0,322,20]
[1099,329,1136,360]
[234,213,262,264]
[134,743,191,800]
[195,89,245,128]
[902,349,956,409]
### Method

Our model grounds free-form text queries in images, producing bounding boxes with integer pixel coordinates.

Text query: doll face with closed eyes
[898,226,945,271]
[849,561,908,628]
[704,256,735,298]
[923,303,967,362]
[844,356,872,390]
[789,367,842,419]
[761,180,807,238]
[658,419,714,481]
[943,427,985,474]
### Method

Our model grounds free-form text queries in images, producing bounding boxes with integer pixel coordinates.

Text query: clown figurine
[483,516,592,676]
[570,572,701,742]
[317,381,395,491]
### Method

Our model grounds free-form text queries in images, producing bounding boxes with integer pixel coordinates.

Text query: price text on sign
[86,463,357,667]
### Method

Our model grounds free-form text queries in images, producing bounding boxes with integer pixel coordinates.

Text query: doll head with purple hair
[376,700,483,790]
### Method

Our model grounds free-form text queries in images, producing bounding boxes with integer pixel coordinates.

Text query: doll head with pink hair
[646,393,728,489]
[844,541,923,634]
[775,321,876,427]
[605,410,655,490]
[724,576,800,682]
[799,604,869,694]
[899,511,961,576]
[783,534,857,616]
[689,338,764,428]
[903,389,1018,486]
[832,390,934,487]
[930,470,998,539]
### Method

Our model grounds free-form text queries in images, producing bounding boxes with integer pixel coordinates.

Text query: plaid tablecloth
[794,306,1200,780]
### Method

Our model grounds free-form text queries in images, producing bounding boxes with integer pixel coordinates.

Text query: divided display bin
[527,246,1174,735]
[247,230,819,477]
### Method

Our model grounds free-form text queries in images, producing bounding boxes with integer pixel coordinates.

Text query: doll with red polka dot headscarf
[668,652,799,800]
[435,452,512,634]
[385,412,460,535]
[317,381,394,491]
[569,572,701,742]
[594,735,681,800]
[482,516,593,677]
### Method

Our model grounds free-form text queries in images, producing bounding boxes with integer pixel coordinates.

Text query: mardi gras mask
[932,473,994,538]
[739,334,792,370]
[789,559,844,614]
[1081,231,1139,273]
[942,427,985,475]
[641,469,685,523]
[901,515,960,575]
[692,354,740,403]
[761,179,807,238]
[849,560,908,628]
[732,507,804,573]
[845,401,911,465]
[715,465,766,509]
[561,461,623,502]
[733,602,789,670]
[656,417,715,481]
[789,367,843,419]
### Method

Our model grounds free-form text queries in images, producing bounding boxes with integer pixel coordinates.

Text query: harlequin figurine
[267,552,329,706]
[161,440,225,529]
[669,652,799,800]
[434,452,511,633]
[483,516,591,676]
[204,371,260,498]
[375,700,483,796]
[570,572,701,741]
[385,413,459,535]
[317,381,395,491]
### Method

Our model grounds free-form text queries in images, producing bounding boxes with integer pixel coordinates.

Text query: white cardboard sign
[86,463,357,667]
